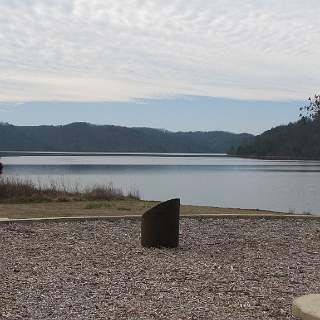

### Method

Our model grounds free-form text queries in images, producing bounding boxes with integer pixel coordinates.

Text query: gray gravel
[1,218,320,319]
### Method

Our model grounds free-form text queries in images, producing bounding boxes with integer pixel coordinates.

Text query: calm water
[1,154,320,214]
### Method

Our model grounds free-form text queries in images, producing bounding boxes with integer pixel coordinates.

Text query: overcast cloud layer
[0,0,319,102]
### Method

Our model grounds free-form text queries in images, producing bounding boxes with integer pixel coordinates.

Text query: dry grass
[0,177,313,220]
[0,198,309,220]
[0,177,140,203]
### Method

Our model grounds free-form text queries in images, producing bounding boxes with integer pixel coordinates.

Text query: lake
[1,153,320,214]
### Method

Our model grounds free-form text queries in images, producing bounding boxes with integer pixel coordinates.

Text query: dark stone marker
[141,198,180,248]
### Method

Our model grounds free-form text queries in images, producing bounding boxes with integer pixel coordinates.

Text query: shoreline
[0,151,228,157]
[230,154,320,161]
[0,199,316,220]
[3,151,320,161]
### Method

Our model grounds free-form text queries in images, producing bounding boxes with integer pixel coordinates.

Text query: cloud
[0,101,25,112]
[0,0,319,102]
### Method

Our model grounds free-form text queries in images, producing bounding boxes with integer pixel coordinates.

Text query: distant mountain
[234,118,320,159]
[0,122,253,153]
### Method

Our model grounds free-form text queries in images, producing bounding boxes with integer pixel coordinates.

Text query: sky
[0,0,319,134]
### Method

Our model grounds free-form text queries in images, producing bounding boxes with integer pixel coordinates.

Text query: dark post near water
[141,198,180,248]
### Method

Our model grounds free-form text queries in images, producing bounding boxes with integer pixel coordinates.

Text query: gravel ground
[1,218,320,320]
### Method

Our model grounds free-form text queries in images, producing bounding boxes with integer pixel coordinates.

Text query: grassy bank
[0,177,312,220]
[0,177,139,203]
[0,199,307,220]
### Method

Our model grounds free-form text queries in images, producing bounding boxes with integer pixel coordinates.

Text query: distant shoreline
[0,151,228,157]
[232,154,320,161]
[2,151,320,161]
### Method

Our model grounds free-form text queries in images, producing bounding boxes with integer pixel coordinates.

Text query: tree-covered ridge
[0,122,253,153]
[234,118,320,159]
[234,95,320,159]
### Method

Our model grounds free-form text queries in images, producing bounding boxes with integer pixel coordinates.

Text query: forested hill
[234,119,320,159]
[0,122,253,153]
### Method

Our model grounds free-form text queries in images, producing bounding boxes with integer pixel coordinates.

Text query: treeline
[0,122,253,153]
[234,118,320,159]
